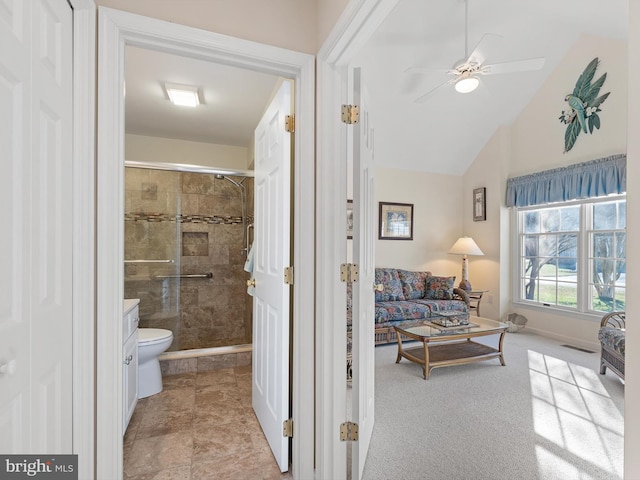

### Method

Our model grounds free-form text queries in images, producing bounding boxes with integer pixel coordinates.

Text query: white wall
[510,34,627,176]
[95,0,318,54]
[125,133,250,170]
[463,126,512,321]
[375,167,463,277]
[464,33,627,348]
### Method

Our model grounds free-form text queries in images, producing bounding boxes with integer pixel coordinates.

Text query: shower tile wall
[124,168,254,351]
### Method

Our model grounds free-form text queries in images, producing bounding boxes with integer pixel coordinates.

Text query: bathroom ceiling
[124,46,281,147]
[123,0,627,174]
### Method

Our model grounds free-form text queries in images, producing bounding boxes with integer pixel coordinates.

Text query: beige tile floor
[123,365,292,480]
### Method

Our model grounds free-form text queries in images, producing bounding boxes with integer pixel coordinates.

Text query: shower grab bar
[244,223,254,254]
[154,272,212,279]
[125,259,175,264]
[153,272,213,279]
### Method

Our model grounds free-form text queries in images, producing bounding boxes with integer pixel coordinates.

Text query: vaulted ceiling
[123,0,627,175]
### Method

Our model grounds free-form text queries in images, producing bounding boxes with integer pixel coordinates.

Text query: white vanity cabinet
[123,299,140,433]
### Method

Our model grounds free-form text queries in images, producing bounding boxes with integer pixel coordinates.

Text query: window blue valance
[505,154,626,207]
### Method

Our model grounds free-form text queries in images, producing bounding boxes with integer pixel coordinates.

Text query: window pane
[615,232,626,259]
[593,203,617,230]
[538,281,557,304]
[618,201,626,228]
[539,262,558,280]
[615,288,626,310]
[615,261,626,286]
[560,206,580,231]
[541,209,559,232]
[557,282,577,308]
[524,211,540,233]
[539,235,557,256]
[591,285,613,313]
[523,235,538,257]
[592,233,614,258]
[522,278,537,301]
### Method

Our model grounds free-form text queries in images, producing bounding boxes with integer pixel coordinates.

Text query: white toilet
[138,328,173,398]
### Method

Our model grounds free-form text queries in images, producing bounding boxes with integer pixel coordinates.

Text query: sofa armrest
[601,311,625,329]
[453,288,470,307]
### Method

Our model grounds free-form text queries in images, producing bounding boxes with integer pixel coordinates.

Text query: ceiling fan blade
[404,66,453,76]
[481,57,545,75]
[466,33,503,67]
[413,78,457,104]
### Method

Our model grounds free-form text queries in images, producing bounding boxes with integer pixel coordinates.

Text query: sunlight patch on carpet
[528,350,623,479]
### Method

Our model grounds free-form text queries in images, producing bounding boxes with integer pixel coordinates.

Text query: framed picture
[379,202,413,240]
[473,187,486,222]
[347,199,354,239]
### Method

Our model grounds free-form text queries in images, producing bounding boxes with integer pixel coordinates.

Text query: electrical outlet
[488,295,494,304]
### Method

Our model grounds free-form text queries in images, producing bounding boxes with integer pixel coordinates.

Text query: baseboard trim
[522,326,600,352]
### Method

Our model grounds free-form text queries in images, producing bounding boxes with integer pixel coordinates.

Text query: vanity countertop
[124,298,140,315]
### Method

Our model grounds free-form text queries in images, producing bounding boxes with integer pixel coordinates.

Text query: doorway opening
[96,8,314,478]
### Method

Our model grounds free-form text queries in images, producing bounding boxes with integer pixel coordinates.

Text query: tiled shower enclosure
[124,167,254,351]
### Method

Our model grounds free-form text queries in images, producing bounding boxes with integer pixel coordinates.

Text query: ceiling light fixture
[454,72,479,94]
[165,82,201,107]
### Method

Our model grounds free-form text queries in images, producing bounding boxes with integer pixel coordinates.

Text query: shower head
[216,174,245,189]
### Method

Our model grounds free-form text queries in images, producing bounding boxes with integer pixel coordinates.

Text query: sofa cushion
[375,268,405,302]
[598,327,625,356]
[397,270,431,300]
[374,300,431,325]
[425,275,456,300]
[411,298,468,315]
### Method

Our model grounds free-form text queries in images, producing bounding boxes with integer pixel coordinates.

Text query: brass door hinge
[341,105,360,124]
[340,263,359,283]
[340,421,359,441]
[284,266,294,285]
[283,418,293,437]
[285,115,295,133]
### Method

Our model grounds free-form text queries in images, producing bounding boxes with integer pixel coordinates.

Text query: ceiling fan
[406,0,545,103]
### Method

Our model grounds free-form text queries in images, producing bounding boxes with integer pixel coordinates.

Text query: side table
[468,290,488,316]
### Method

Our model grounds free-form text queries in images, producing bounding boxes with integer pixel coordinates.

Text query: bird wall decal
[559,57,610,153]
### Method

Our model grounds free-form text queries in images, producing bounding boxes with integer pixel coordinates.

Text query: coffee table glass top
[395,314,507,340]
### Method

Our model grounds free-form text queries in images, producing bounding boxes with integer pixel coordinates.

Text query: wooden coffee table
[394,316,508,379]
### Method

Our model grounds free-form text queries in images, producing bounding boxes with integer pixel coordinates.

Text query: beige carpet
[362,330,624,480]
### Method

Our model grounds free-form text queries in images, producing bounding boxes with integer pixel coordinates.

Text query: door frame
[315,0,398,477]
[96,8,315,479]
[69,1,96,479]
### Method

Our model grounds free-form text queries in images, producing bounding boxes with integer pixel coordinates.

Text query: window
[516,196,626,314]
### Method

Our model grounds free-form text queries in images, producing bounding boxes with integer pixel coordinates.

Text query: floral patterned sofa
[374,268,470,344]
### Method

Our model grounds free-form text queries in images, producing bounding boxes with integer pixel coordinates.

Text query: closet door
[0,0,74,453]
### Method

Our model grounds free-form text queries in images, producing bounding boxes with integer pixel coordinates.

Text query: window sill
[511,301,604,323]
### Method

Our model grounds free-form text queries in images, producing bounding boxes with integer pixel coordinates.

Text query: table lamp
[448,236,484,291]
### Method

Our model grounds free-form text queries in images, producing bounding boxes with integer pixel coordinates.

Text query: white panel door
[351,67,376,480]
[0,0,73,453]
[252,81,292,473]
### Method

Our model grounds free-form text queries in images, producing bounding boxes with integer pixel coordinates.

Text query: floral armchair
[598,311,625,380]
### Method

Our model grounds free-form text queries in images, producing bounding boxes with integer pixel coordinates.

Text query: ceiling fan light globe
[454,76,479,93]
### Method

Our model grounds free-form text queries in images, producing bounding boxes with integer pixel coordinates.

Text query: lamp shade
[448,236,484,256]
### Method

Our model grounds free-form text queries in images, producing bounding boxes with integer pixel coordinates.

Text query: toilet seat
[138,328,173,345]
